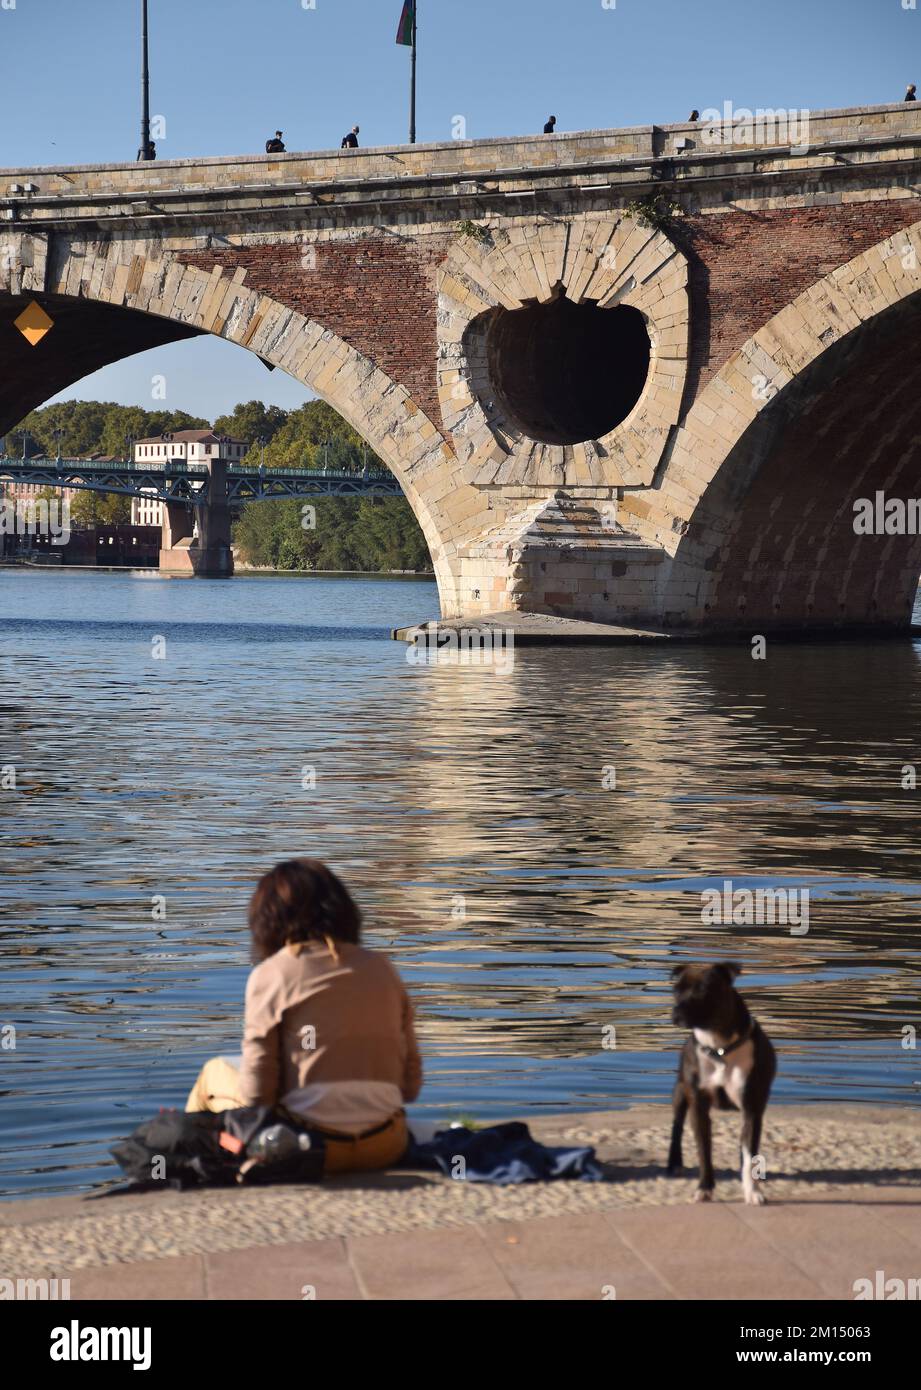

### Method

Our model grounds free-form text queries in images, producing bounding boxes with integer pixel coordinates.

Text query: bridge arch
[623,220,921,630]
[0,230,494,615]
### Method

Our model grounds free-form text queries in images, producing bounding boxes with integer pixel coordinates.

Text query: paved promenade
[2,1105,918,1301]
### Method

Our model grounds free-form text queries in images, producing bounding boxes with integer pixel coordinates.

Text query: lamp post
[409,2,417,145]
[138,0,156,161]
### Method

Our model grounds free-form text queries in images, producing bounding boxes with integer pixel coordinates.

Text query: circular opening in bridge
[485,293,651,445]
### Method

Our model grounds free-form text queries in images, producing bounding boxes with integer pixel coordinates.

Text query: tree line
[4,399,432,572]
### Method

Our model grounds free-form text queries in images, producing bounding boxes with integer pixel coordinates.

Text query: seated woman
[185,858,422,1173]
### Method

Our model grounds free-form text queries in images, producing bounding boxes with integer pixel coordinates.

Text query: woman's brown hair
[248,859,362,962]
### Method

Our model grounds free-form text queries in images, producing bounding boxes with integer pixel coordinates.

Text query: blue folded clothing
[402,1121,604,1184]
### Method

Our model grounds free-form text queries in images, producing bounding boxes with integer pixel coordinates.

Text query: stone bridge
[3,101,921,632]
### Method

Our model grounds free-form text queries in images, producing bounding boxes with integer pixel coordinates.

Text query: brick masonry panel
[676,199,921,405]
[182,234,449,429]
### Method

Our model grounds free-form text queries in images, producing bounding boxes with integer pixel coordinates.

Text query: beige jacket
[238,939,423,1135]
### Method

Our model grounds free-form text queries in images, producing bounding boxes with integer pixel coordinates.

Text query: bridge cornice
[2,103,920,230]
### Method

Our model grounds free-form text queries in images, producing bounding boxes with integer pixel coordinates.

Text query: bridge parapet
[2,104,920,226]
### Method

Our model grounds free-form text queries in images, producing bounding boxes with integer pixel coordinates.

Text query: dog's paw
[693,1187,714,1203]
[744,1187,767,1206]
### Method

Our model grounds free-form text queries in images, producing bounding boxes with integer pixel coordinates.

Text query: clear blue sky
[3,0,916,422]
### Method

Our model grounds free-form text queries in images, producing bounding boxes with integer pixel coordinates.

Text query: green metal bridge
[0,455,404,503]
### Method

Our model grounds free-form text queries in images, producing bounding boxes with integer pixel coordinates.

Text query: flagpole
[409,3,417,145]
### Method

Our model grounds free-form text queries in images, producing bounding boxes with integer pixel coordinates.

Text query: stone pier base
[158,540,234,576]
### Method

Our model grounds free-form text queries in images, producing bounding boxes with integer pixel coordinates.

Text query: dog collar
[696,1020,754,1061]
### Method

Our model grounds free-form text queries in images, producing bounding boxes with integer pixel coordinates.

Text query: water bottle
[247,1124,311,1164]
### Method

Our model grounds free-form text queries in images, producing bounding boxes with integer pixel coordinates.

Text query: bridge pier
[159,460,234,577]
[450,495,666,627]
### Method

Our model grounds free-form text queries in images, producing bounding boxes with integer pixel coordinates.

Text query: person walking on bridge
[543,115,557,134]
[905,84,917,102]
[266,130,286,153]
[341,125,360,149]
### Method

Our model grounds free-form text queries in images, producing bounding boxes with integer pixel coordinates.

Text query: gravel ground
[2,1105,918,1275]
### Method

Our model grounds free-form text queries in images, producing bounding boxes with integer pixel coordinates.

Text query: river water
[1,567,919,1197]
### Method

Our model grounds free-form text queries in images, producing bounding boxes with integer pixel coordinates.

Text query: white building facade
[130,431,249,527]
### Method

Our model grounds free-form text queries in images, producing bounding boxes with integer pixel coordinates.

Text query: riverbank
[1,559,435,580]
[3,1105,918,1300]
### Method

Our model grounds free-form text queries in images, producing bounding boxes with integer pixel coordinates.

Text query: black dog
[666,962,776,1204]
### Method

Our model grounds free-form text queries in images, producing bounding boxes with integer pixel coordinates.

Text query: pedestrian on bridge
[341,125,360,149]
[905,84,917,102]
[543,115,557,134]
[266,131,286,153]
[688,109,700,122]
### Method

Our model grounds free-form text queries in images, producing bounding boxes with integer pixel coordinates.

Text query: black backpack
[110,1106,324,1191]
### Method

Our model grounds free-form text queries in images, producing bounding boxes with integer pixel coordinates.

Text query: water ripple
[1,568,919,1196]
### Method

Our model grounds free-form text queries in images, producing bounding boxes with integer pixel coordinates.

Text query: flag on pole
[396,1,415,46]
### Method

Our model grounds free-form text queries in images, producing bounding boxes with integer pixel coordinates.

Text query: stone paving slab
[603,1202,827,1301]
[478,1210,674,1301]
[346,1226,518,1302]
[732,1196,921,1300]
[67,1254,207,1302]
[205,1237,361,1302]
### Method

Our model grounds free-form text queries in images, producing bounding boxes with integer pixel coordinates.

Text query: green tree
[232,493,431,573]
[355,496,431,570]
[245,401,374,471]
[213,400,288,446]
[69,490,131,527]
[6,401,209,461]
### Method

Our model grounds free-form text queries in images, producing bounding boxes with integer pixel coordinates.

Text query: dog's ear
[714,961,742,982]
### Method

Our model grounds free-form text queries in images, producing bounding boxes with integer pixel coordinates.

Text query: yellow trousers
[185,1056,245,1114]
[184,1056,408,1174]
